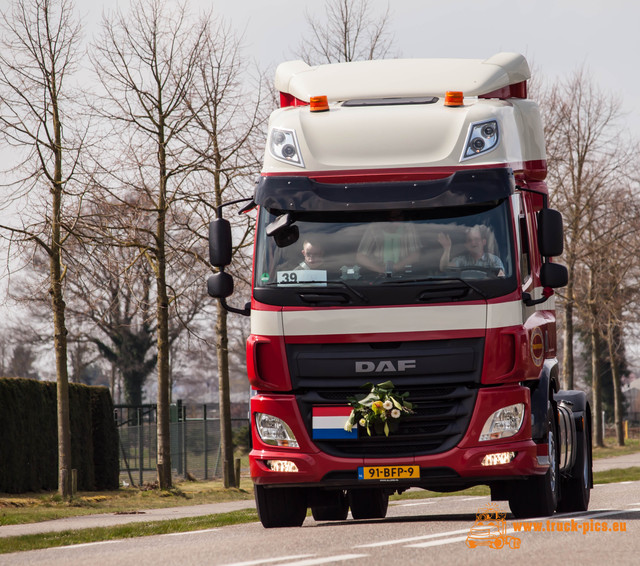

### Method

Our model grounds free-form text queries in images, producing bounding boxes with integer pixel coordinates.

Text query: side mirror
[207,271,234,298]
[209,218,232,267]
[538,209,564,257]
[540,262,568,289]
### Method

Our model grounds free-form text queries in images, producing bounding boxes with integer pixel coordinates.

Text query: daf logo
[355,360,417,373]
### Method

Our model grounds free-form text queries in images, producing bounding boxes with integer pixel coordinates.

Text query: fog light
[479,403,525,441]
[481,452,516,466]
[267,460,299,473]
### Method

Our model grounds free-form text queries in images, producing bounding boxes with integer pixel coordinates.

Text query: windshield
[254,200,516,306]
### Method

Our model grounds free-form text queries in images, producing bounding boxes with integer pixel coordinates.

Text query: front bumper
[250,384,549,488]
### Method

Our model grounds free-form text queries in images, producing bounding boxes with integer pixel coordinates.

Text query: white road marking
[407,535,470,548]
[166,528,220,536]
[278,555,369,566]
[395,501,436,507]
[221,555,315,566]
[355,528,471,548]
[52,540,120,550]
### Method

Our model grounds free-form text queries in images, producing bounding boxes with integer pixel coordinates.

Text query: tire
[348,488,389,520]
[558,415,592,512]
[311,490,349,521]
[492,537,504,549]
[509,404,559,518]
[254,485,307,528]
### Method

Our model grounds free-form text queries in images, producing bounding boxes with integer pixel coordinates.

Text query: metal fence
[115,402,249,486]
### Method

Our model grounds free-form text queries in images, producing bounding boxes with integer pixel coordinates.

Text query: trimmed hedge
[0,377,119,493]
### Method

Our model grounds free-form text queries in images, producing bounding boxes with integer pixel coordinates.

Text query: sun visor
[254,169,515,213]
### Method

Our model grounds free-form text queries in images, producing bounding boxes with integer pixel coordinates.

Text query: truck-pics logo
[466,504,521,550]
[355,360,417,373]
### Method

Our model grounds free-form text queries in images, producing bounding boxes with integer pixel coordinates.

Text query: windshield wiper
[381,276,487,300]
[263,280,369,303]
[326,279,369,303]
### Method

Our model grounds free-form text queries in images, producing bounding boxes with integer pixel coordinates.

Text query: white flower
[383,400,393,411]
[391,408,401,419]
[359,418,367,427]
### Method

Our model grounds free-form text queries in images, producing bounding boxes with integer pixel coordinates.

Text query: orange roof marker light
[444,91,464,107]
[310,95,330,112]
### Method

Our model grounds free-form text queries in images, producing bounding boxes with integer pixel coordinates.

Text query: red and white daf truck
[208,53,593,528]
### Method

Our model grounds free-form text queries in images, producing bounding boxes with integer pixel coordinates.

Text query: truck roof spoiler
[275,53,531,104]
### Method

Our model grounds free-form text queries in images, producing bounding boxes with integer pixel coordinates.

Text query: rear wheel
[558,415,591,512]
[254,485,307,528]
[348,488,389,520]
[311,490,349,521]
[509,404,559,518]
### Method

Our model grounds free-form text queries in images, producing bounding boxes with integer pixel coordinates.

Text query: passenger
[438,225,505,276]
[356,210,421,275]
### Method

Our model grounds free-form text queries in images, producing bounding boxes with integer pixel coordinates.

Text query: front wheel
[254,485,307,528]
[558,415,592,512]
[509,404,559,518]
[349,488,389,520]
[311,490,349,521]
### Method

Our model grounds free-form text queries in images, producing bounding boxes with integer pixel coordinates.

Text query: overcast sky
[81,0,640,138]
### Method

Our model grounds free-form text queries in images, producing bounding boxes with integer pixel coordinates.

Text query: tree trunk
[607,322,625,447]
[155,130,172,489]
[561,280,575,390]
[590,324,604,447]
[51,243,72,498]
[51,78,72,497]
[216,302,235,487]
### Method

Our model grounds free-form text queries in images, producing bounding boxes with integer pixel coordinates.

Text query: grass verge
[0,480,254,526]
[592,437,639,460]
[0,509,258,555]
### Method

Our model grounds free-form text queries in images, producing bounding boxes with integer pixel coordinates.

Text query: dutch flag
[312,406,358,440]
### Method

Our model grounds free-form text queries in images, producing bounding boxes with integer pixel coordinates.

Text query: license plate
[358,465,420,480]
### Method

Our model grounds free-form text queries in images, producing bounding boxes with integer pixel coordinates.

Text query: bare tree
[539,69,634,387]
[585,184,640,446]
[296,0,395,65]
[0,0,84,497]
[66,237,158,405]
[181,18,267,487]
[538,69,638,446]
[90,0,207,489]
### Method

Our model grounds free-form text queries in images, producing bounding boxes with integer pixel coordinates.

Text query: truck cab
[208,53,592,528]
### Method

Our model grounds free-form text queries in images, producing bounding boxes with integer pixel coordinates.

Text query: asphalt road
[3,481,639,566]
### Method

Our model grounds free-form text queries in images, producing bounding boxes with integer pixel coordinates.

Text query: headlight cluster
[479,403,524,441]
[255,412,299,448]
[462,119,499,160]
[268,128,304,167]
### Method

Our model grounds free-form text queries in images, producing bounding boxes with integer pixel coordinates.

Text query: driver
[438,225,505,276]
[296,239,326,270]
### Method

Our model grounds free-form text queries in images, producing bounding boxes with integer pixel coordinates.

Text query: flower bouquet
[344,380,415,437]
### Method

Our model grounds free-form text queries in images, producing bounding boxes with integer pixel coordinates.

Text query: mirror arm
[220,297,251,317]
[522,287,554,307]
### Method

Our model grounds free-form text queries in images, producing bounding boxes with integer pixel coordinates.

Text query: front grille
[298,383,477,457]
[288,338,483,458]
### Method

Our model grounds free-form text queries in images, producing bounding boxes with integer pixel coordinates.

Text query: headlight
[255,413,299,448]
[268,128,304,167]
[462,119,499,160]
[479,403,524,441]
